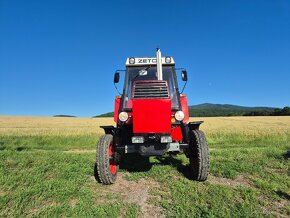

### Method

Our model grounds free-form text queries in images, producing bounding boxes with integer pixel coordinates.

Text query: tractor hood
[132,99,171,134]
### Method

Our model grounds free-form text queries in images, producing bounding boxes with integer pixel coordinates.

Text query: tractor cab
[95,49,209,185]
[122,59,180,111]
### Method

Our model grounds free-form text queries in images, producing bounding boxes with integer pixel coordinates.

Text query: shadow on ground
[93,154,194,183]
[119,154,152,172]
[119,154,194,180]
[275,190,290,200]
[155,155,194,180]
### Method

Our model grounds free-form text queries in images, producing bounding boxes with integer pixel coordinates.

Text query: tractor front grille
[133,80,169,99]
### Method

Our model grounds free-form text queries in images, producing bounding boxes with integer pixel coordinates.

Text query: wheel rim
[108,144,117,175]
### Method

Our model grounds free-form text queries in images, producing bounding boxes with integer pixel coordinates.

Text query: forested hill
[188,103,277,117]
[94,103,289,117]
[94,112,114,118]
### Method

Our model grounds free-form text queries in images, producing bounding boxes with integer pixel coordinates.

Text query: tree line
[243,107,290,116]
[94,106,290,117]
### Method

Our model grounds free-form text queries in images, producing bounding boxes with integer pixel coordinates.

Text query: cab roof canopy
[126,57,175,66]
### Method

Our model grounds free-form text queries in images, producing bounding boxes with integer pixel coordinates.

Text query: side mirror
[181,70,188,81]
[114,72,120,83]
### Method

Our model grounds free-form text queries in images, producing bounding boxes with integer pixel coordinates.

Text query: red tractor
[95,49,209,184]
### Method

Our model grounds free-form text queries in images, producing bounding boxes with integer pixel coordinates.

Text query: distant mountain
[53,115,76,117]
[93,103,279,117]
[93,112,114,118]
[188,103,277,117]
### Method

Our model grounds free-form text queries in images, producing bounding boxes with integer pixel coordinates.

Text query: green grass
[0,135,98,151]
[0,133,289,217]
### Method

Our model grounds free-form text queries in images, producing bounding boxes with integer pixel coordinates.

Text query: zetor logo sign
[137,58,157,64]
[127,57,173,65]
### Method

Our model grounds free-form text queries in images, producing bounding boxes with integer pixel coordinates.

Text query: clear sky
[0,0,289,117]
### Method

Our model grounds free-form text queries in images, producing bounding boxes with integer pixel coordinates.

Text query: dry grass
[190,116,290,136]
[0,115,289,137]
[0,116,114,136]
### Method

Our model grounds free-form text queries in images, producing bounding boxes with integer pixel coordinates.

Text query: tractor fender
[100,125,116,135]
[188,121,204,130]
[181,121,204,144]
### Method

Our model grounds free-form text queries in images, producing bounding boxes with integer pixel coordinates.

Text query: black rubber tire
[95,134,117,185]
[189,130,209,181]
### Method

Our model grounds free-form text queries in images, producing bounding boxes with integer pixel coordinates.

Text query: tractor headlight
[118,112,128,122]
[129,57,135,64]
[165,56,171,63]
[175,111,185,121]
[132,136,144,143]
[161,136,172,143]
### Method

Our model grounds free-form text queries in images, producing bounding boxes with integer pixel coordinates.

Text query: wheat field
[1,115,290,136]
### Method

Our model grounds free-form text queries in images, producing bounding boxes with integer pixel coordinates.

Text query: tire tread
[95,134,117,185]
[190,130,209,181]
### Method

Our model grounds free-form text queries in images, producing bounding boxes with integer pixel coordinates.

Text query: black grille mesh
[133,81,169,99]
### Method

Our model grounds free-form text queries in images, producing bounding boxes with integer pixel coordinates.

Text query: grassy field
[0,116,289,217]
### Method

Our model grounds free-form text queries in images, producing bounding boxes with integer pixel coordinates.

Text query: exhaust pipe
[156,48,163,80]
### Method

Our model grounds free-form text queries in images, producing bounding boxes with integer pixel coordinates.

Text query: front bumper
[116,142,188,156]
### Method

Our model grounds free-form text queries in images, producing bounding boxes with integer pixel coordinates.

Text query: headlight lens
[175,111,185,121]
[129,57,135,64]
[132,136,144,143]
[118,112,129,122]
[161,136,172,143]
[165,56,171,63]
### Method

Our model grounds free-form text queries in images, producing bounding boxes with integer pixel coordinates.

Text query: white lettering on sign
[138,58,157,64]
[126,57,175,66]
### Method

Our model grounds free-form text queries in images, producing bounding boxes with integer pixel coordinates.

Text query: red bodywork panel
[132,99,171,133]
[171,126,183,141]
[180,94,189,123]
[114,96,121,123]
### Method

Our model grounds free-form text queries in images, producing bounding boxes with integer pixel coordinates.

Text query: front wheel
[189,130,209,181]
[95,134,117,184]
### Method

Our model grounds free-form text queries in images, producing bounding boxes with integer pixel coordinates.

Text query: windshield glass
[122,66,179,110]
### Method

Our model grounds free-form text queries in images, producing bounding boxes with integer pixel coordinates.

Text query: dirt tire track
[108,173,165,218]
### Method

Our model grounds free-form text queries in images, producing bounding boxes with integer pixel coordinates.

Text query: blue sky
[0,0,289,117]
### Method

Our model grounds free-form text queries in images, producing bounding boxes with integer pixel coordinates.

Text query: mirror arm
[114,82,121,95]
[175,67,185,70]
[180,81,187,94]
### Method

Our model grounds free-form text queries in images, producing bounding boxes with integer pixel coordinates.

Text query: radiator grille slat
[133,81,169,99]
